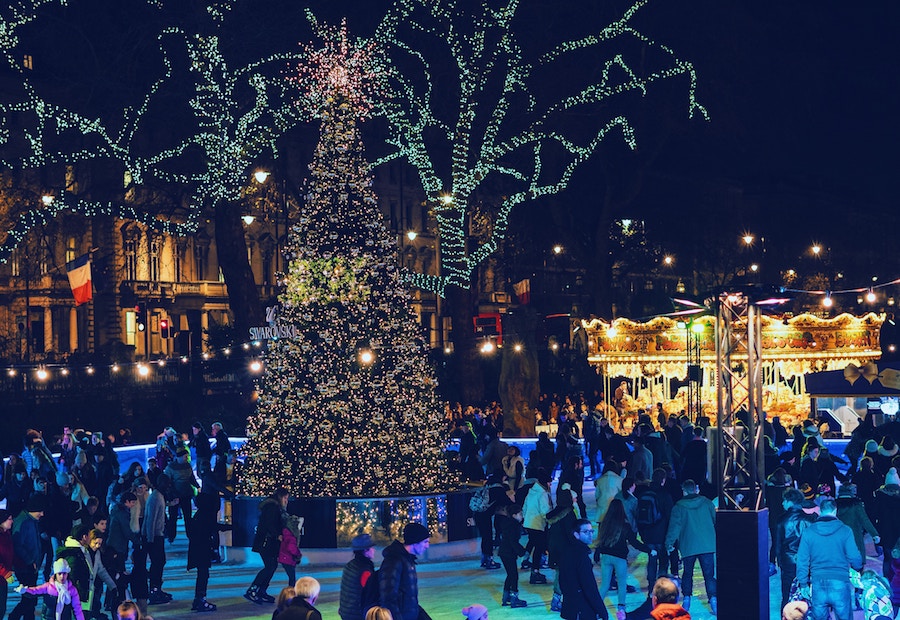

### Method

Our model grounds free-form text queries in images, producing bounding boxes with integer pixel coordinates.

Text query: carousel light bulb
[606,327,617,338]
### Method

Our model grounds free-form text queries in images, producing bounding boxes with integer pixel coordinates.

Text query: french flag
[66,253,93,306]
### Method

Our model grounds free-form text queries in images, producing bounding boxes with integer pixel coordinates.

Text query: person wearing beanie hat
[339,534,376,620]
[876,436,900,479]
[17,557,85,620]
[379,523,431,620]
[461,603,488,620]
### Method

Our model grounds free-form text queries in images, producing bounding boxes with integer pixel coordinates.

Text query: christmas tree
[238,22,448,498]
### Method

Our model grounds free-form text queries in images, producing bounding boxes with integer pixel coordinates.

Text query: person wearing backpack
[636,468,674,594]
[339,534,376,620]
[469,474,509,570]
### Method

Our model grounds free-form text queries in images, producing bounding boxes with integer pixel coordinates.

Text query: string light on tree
[360,0,706,297]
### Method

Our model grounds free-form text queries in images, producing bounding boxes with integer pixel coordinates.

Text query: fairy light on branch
[367,0,706,298]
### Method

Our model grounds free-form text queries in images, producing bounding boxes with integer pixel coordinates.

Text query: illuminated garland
[367,0,707,297]
[0,0,309,261]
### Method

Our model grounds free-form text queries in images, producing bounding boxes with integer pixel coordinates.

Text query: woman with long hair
[595,498,653,617]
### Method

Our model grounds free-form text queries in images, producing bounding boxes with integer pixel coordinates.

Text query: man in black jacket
[559,518,608,620]
[380,522,431,620]
[775,487,817,610]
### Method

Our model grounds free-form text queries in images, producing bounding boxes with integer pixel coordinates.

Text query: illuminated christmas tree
[238,22,447,498]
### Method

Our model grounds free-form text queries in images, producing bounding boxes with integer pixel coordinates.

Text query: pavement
[29,480,882,620]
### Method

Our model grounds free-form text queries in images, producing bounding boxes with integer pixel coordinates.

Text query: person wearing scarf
[17,558,85,620]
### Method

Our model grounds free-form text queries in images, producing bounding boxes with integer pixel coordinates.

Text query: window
[149,235,160,281]
[124,236,137,281]
[23,55,32,70]
[66,237,76,264]
[11,248,20,277]
[194,242,207,280]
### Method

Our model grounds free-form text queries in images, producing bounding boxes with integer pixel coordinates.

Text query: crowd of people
[0,421,234,620]
[8,392,900,620]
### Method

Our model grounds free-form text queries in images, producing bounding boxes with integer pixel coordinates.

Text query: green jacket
[664,493,716,557]
[836,496,878,559]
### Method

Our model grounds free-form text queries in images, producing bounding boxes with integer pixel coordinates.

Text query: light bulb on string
[822,293,833,308]
[866,289,877,303]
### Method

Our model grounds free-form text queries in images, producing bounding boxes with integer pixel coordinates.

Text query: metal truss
[715,292,765,510]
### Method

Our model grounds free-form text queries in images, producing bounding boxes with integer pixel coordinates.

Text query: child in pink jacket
[278,514,303,586]
[18,558,85,620]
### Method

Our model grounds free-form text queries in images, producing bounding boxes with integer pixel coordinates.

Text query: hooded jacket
[379,540,419,620]
[664,493,716,558]
[774,507,816,567]
[795,515,863,586]
[522,482,552,531]
[56,536,92,601]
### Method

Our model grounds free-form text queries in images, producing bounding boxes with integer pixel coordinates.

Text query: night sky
[5,0,900,290]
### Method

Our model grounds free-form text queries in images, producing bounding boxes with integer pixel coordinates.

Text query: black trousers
[194,565,210,599]
[147,535,167,590]
[500,554,519,592]
[251,555,278,594]
[9,566,38,620]
[474,511,494,557]
[525,528,547,568]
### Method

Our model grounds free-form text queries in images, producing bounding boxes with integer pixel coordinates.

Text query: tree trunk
[445,282,484,405]
[498,308,539,437]
[214,199,263,338]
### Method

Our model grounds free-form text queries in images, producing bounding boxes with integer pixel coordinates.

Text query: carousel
[582,312,885,430]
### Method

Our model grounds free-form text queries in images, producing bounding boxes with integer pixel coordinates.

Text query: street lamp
[811,244,822,256]
[742,233,754,246]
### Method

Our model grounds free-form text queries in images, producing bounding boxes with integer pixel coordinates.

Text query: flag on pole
[66,253,93,306]
[513,278,531,305]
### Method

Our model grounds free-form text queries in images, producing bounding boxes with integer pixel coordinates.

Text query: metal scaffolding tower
[714,291,765,509]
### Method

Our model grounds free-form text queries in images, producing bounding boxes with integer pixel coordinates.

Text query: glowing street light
[663,255,674,266]
[742,233,754,246]
[406,231,418,241]
[552,244,563,255]
[358,349,375,365]
[41,194,54,206]
[811,244,822,256]
[253,170,271,184]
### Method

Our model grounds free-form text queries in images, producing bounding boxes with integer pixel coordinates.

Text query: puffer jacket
[837,496,879,559]
[522,483,552,531]
[338,553,375,620]
[56,536,92,601]
[796,516,863,586]
[251,497,283,559]
[774,507,816,568]
[163,459,197,499]
[379,539,419,620]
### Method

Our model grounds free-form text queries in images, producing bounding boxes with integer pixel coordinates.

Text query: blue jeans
[809,578,852,620]
[598,554,629,606]
[681,552,716,599]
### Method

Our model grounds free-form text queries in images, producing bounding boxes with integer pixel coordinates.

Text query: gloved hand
[5,574,14,584]
[15,584,26,593]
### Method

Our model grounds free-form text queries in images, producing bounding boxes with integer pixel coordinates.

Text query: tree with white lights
[238,22,447,497]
